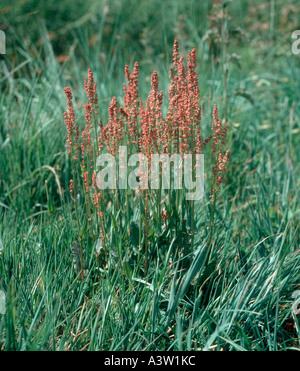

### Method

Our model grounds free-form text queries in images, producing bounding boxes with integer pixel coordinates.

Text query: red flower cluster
[63,39,230,206]
[210,104,230,201]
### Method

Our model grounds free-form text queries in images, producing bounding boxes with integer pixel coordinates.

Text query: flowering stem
[191,199,195,253]
[72,172,85,280]
[208,198,216,249]
[143,190,148,276]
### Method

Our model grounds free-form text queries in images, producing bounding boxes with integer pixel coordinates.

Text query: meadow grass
[0,0,299,350]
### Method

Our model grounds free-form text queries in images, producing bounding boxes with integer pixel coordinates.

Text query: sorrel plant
[63,39,230,278]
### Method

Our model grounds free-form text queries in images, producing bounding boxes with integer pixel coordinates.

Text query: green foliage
[0,0,299,351]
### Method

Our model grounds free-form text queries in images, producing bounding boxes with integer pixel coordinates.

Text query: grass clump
[0,0,299,351]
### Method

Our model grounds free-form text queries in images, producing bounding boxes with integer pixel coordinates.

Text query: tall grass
[0,0,299,350]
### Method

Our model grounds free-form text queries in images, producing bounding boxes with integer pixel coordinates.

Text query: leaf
[130,221,140,248]
[71,242,88,277]
[196,258,217,287]
[167,240,211,318]
[121,261,133,281]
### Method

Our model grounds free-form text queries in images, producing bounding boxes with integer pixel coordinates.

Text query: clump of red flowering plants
[64,39,230,280]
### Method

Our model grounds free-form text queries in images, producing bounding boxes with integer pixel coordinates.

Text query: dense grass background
[0,0,299,350]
